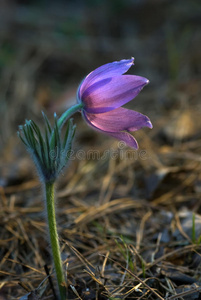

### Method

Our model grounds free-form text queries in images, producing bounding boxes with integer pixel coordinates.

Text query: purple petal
[82,111,139,149]
[106,131,139,149]
[85,107,153,132]
[81,75,149,114]
[79,58,134,97]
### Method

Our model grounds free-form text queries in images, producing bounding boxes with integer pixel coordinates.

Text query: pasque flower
[77,58,152,149]
[18,58,152,299]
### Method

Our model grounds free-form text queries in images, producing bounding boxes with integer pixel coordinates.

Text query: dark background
[1,0,201,149]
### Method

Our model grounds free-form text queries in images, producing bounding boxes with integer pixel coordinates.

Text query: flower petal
[82,111,139,149]
[84,107,152,132]
[106,131,138,149]
[81,75,149,114]
[79,58,134,97]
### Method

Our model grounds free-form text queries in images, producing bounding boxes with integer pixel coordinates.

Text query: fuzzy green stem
[50,103,83,149]
[45,182,66,300]
[58,103,83,129]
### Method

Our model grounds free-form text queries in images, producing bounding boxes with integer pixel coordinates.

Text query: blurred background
[1,0,201,150]
[1,0,201,214]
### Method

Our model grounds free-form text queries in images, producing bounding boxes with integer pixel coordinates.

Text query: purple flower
[77,58,152,149]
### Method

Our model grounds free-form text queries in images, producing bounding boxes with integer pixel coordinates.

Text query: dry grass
[1,133,201,299]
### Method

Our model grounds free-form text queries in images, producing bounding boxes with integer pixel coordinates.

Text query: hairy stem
[45,182,66,300]
[50,103,83,149]
[58,103,83,129]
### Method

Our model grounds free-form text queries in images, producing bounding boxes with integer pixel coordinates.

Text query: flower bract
[18,114,76,183]
[77,58,152,149]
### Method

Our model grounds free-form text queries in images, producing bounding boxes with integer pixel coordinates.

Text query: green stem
[50,103,83,149]
[58,103,83,129]
[45,182,66,300]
